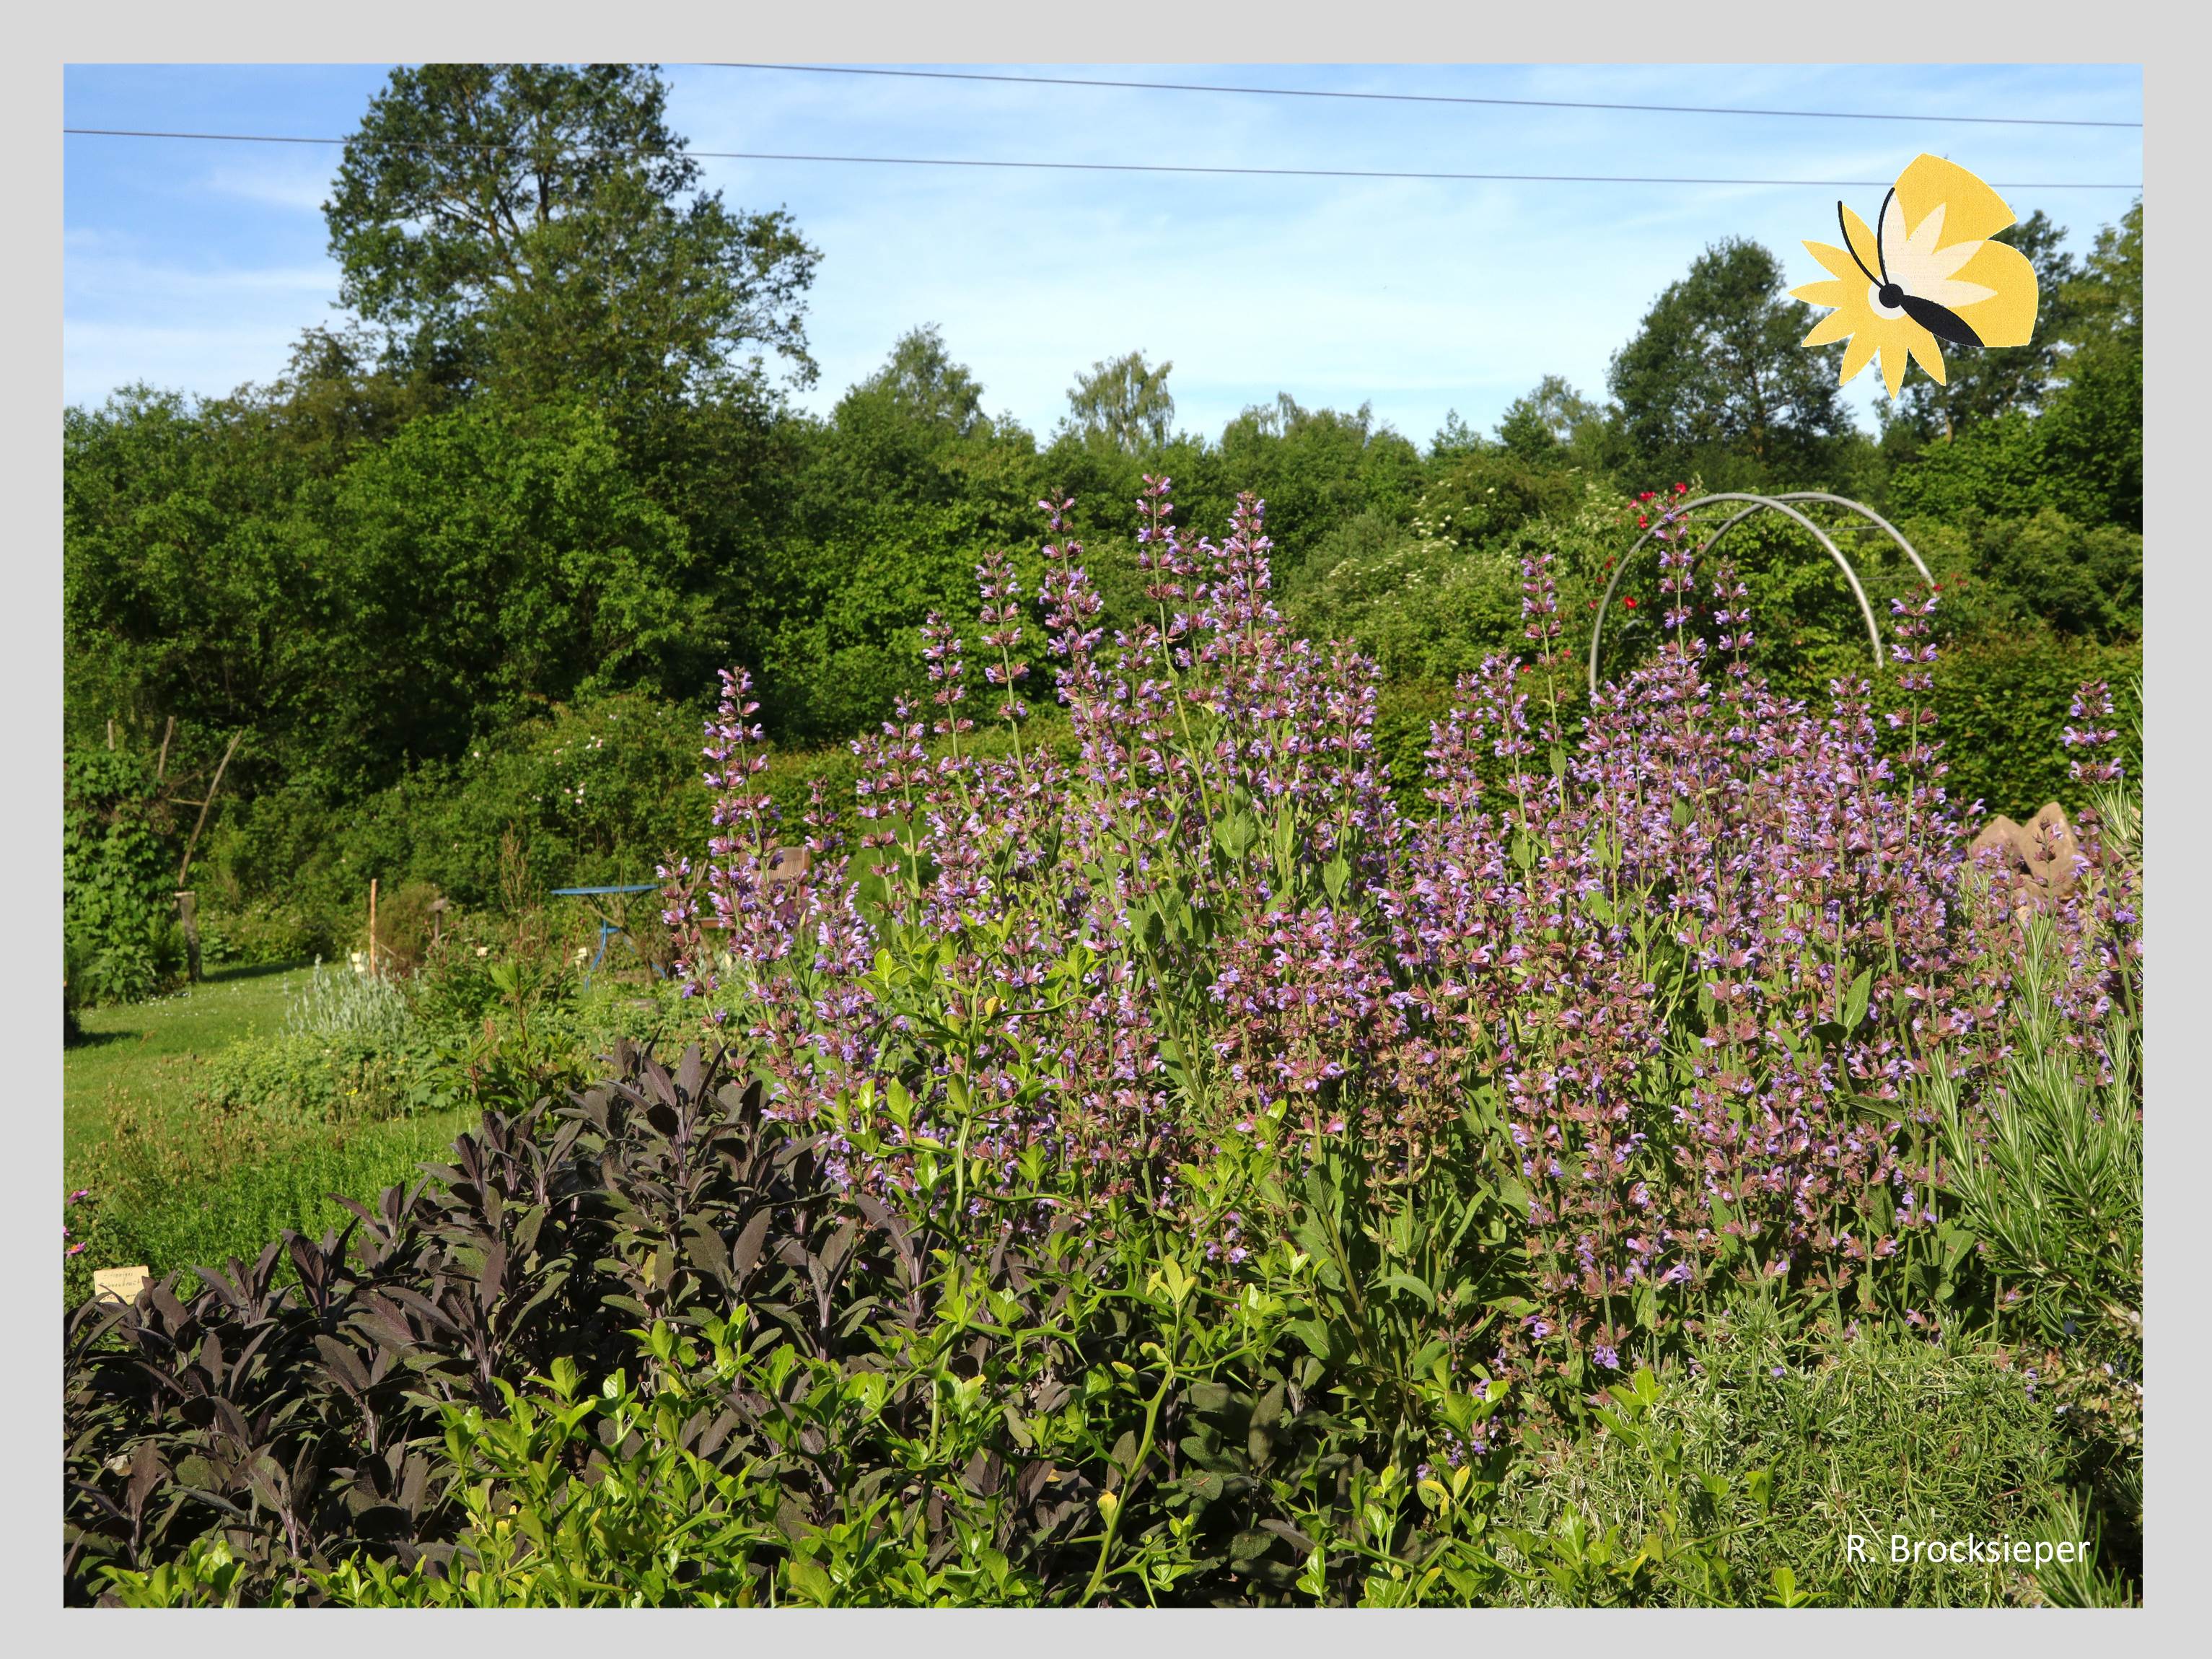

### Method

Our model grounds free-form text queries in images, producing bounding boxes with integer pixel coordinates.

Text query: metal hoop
[1759,492,1932,587]
[1585,491,1928,697]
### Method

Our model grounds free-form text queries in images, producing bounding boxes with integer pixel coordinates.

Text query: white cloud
[65,320,313,404]
[198,161,338,214]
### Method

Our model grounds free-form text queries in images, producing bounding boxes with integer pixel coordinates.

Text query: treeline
[62,65,2143,979]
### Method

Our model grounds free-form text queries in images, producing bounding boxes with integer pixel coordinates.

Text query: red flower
[1623,597,1638,610]
[1638,515,1649,528]
[1673,481,1688,494]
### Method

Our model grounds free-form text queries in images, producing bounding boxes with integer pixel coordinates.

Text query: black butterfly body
[1840,192,1984,348]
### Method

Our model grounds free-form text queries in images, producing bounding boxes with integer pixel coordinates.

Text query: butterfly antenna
[1838,201,1882,286]
[1874,188,1897,283]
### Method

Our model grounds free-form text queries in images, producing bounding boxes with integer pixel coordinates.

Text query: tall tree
[325,64,820,421]
[1494,374,1607,463]
[1060,350,1176,452]
[2029,200,2141,529]
[1608,238,1848,486]
[839,325,990,441]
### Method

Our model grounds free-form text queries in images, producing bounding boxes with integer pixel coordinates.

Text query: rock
[1967,802,2095,911]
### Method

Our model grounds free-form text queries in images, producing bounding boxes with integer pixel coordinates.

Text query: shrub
[1931,631,2142,820]
[59,1046,1536,1607]
[206,689,710,925]
[64,748,186,1005]
[196,963,442,1124]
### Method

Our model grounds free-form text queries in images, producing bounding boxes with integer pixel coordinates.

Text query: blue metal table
[550,883,662,981]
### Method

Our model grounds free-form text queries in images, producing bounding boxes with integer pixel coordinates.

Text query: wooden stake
[369,878,379,976]
[105,718,115,751]
[175,890,201,983]
[176,730,242,888]
[154,716,175,784]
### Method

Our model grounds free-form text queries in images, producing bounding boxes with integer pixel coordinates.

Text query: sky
[62,62,2143,449]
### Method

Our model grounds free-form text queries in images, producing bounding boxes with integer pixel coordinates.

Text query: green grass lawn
[65,961,315,1165]
[64,963,473,1298]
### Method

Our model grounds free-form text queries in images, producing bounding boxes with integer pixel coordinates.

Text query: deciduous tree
[325,64,819,422]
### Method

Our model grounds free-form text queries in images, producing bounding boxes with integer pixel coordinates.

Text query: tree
[325,64,820,420]
[1060,350,1176,452]
[1494,374,1607,463]
[308,399,712,782]
[837,325,990,442]
[1428,410,1489,461]
[1608,238,1848,487]
[1882,210,2081,442]
[2035,201,2141,529]
[1887,201,2141,531]
[63,386,325,780]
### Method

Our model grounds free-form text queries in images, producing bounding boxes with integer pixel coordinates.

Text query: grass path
[65,962,317,1167]
[64,964,472,1295]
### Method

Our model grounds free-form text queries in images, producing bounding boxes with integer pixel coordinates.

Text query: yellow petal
[1892,153,2016,248]
[1800,238,1871,285]
[1949,238,2040,347]
[1880,341,1910,400]
[1904,319,1948,387]
[1801,307,1858,348]
[1791,279,1855,309]
[1838,328,1879,388]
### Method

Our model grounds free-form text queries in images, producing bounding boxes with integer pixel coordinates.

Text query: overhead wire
[59,128,2145,191]
[698,61,2144,131]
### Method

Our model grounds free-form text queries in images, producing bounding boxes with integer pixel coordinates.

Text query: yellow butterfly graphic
[1791,154,2040,397]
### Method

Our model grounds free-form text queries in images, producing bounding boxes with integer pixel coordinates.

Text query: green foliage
[196,963,448,1125]
[63,748,185,1005]
[211,689,707,932]
[1936,509,2141,644]
[65,159,2143,929]
[1286,525,1521,683]
[1930,633,2142,819]
[1058,349,1177,454]
[63,1099,473,1314]
[1492,1317,2078,1607]
[1493,374,1610,466]
[1607,237,1853,490]
[62,387,324,800]
[312,398,714,767]
[325,64,819,419]
[68,1033,2120,1608]
[1887,204,2141,532]
[1935,916,2141,1562]
[1414,447,1586,549]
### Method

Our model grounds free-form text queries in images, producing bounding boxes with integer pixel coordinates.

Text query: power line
[59,128,2146,191]
[701,61,2145,132]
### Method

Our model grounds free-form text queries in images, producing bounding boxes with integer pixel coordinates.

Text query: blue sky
[63,62,2142,448]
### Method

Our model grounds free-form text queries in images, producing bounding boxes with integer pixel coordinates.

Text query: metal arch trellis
[1586,491,1935,698]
